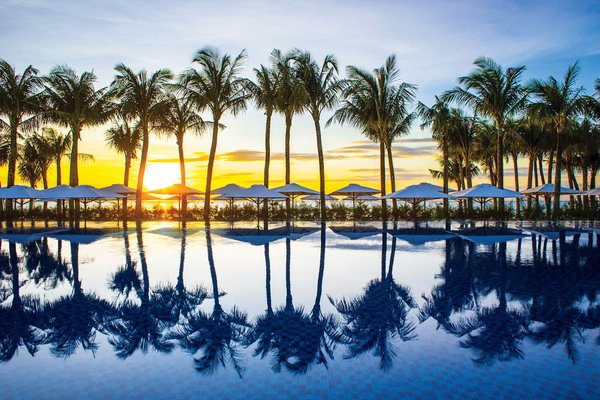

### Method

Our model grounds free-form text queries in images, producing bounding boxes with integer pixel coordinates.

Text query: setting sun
[143,162,182,191]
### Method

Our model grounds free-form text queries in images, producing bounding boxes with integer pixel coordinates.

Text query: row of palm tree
[2,227,599,371]
[2,52,599,220]
[421,58,600,218]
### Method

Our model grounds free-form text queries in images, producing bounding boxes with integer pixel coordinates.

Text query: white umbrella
[330,183,380,218]
[585,187,600,196]
[522,183,581,195]
[383,184,454,215]
[149,184,203,218]
[99,184,136,195]
[211,183,245,195]
[232,184,288,227]
[453,183,523,210]
[37,185,75,200]
[0,185,40,220]
[302,194,337,202]
[522,183,581,218]
[414,182,456,193]
[343,194,379,203]
[273,183,319,218]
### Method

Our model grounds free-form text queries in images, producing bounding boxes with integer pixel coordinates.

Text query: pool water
[1,221,599,399]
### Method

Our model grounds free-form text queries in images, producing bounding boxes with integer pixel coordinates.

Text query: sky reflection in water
[1,222,599,399]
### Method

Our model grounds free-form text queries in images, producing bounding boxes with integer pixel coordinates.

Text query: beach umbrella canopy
[68,185,113,200]
[302,194,337,201]
[344,194,379,202]
[383,185,454,200]
[414,182,456,193]
[330,184,380,197]
[453,184,524,199]
[126,192,162,201]
[36,185,75,200]
[0,185,39,199]
[149,183,203,195]
[273,183,319,197]
[585,187,600,196]
[211,183,245,195]
[522,183,582,195]
[100,184,136,195]
[235,184,289,201]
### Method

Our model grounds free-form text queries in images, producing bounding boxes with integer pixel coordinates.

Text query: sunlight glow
[143,162,182,190]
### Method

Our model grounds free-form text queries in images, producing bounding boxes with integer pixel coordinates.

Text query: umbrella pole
[353,196,356,221]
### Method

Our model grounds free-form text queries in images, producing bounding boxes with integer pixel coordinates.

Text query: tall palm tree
[416,96,453,216]
[43,65,112,187]
[0,60,43,188]
[250,64,279,188]
[156,94,208,215]
[331,55,416,219]
[529,63,589,218]
[444,57,527,215]
[181,47,251,220]
[110,65,173,218]
[272,49,307,188]
[291,50,341,220]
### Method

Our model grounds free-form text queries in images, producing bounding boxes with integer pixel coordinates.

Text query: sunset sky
[1,0,599,192]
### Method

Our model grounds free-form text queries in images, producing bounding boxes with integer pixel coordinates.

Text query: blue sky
[1,0,599,189]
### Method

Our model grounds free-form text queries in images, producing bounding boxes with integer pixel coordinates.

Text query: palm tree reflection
[0,241,45,362]
[330,227,416,370]
[43,240,112,358]
[105,223,174,358]
[169,225,249,377]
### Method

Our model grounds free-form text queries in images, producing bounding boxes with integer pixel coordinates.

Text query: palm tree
[17,136,43,188]
[156,95,208,215]
[290,50,341,220]
[105,114,141,187]
[42,127,71,185]
[43,65,112,187]
[416,96,452,216]
[0,60,43,188]
[110,65,173,218]
[444,57,527,215]
[272,49,307,189]
[250,64,279,188]
[528,63,590,218]
[181,47,251,220]
[331,55,416,219]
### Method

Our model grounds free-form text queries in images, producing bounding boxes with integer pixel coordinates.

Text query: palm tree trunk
[203,119,220,220]
[263,111,272,187]
[527,156,533,212]
[312,222,326,318]
[42,171,48,213]
[553,129,562,219]
[123,154,130,220]
[70,127,81,221]
[55,158,62,219]
[7,123,18,187]
[496,119,505,215]
[538,156,546,184]
[512,154,520,217]
[136,124,149,219]
[386,144,397,219]
[285,237,292,309]
[547,150,554,185]
[284,112,292,216]
[313,115,326,221]
[264,242,272,314]
[379,141,387,221]
[582,165,589,210]
[263,111,272,220]
[205,225,220,306]
[177,137,187,217]
[442,130,449,218]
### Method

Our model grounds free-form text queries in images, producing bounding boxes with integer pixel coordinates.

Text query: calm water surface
[1,221,599,399]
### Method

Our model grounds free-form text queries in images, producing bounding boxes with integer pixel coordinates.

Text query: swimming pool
[1,221,599,399]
